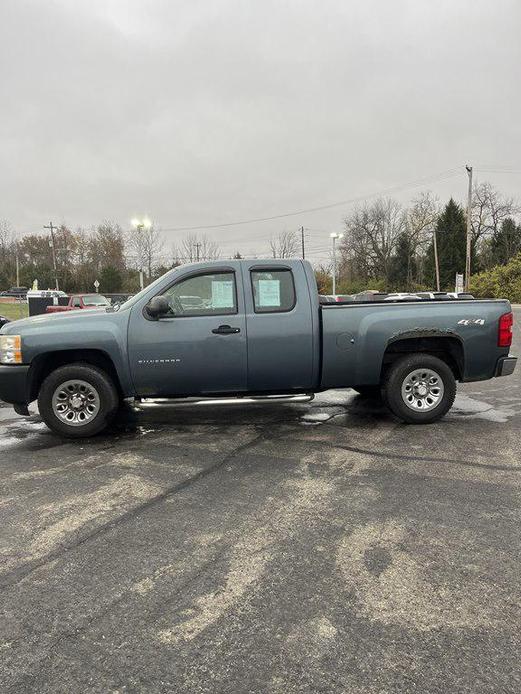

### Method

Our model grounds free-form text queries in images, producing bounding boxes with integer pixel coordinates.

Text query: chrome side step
[134,393,314,408]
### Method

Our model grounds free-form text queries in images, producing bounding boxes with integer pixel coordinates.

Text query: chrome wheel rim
[401,368,444,412]
[52,379,101,426]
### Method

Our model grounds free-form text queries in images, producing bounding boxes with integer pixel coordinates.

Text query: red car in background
[45,294,110,314]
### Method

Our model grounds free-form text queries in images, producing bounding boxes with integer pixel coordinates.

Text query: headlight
[0,335,22,364]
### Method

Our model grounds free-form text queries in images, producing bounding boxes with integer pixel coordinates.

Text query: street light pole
[433,228,441,292]
[131,217,152,289]
[43,222,59,291]
[465,165,473,291]
[15,243,20,287]
[330,232,344,296]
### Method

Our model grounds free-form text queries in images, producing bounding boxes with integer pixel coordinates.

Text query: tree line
[0,223,226,293]
[319,181,520,295]
[0,222,311,294]
[1,180,519,295]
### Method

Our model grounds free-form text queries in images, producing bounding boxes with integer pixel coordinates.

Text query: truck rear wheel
[382,353,456,424]
[38,363,119,438]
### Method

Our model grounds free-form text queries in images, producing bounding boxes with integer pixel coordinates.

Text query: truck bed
[320,298,511,388]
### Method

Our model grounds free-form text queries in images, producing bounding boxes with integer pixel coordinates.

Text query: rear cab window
[250,269,296,313]
[82,294,108,306]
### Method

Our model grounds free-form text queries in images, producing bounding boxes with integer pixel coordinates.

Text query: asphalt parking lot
[1,310,520,693]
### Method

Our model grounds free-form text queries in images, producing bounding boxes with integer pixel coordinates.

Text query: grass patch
[0,302,29,321]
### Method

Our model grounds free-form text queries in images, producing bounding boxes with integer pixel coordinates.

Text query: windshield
[82,294,109,306]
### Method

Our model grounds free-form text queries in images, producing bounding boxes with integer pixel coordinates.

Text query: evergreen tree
[100,266,122,293]
[489,218,521,266]
[425,199,466,290]
[389,232,416,290]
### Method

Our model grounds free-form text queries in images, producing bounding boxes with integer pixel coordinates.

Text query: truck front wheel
[382,354,456,424]
[38,363,119,437]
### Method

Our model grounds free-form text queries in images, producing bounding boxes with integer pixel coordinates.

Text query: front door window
[161,272,237,317]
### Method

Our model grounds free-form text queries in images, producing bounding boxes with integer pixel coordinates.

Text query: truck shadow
[108,392,390,435]
[0,393,389,451]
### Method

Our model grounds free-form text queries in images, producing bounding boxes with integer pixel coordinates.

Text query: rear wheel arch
[381,333,464,381]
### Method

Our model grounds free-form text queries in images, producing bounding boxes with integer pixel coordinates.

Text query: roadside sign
[94,279,100,292]
[455,273,464,293]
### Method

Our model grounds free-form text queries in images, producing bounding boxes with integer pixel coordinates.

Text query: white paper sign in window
[211,280,234,308]
[258,279,281,307]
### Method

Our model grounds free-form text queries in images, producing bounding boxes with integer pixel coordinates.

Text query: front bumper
[495,355,517,377]
[0,364,30,405]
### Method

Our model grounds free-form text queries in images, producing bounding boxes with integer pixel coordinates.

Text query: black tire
[38,363,119,438]
[352,386,382,399]
[382,353,456,424]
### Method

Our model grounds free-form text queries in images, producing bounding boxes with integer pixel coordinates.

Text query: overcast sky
[1,0,520,263]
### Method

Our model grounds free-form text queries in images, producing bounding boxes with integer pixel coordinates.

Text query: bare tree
[54,225,79,290]
[0,220,15,286]
[471,181,520,245]
[405,191,440,284]
[341,198,405,283]
[142,226,165,279]
[93,221,126,271]
[0,220,13,248]
[172,234,220,264]
[269,230,299,258]
[127,223,164,280]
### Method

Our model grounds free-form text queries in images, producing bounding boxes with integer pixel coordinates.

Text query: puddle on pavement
[449,394,516,423]
[299,390,519,427]
[0,387,518,445]
[301,412,335,425]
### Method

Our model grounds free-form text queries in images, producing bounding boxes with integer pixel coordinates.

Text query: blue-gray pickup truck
[0,259,516,437]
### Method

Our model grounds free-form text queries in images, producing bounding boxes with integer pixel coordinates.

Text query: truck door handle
[212,325,241,335]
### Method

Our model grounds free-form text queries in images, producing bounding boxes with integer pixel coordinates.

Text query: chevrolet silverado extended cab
[0,259,516,437]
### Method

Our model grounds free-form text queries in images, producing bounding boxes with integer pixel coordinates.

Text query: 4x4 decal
[458,318,485,326]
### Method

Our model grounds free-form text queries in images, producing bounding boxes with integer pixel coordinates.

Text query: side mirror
[146,295,170,318]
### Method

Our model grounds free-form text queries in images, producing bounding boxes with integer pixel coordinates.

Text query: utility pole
[300,226,305,259]
[195,242,201,262]
[330,232,344,296]
[465,165,473,291]
[43,222,59,291]
[15,243,20,287]
[433,229,440,292]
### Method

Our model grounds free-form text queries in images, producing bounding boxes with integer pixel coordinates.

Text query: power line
[159,166,464,232]
[475,167,521,175]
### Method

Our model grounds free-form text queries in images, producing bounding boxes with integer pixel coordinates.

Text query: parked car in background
[45,294,111,314]
[321,291,477,304]
[0,286,28,300]
[319,294,354,303]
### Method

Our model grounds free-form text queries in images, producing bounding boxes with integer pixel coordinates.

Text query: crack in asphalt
[322,441,521,472]
[0,427,268,591]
